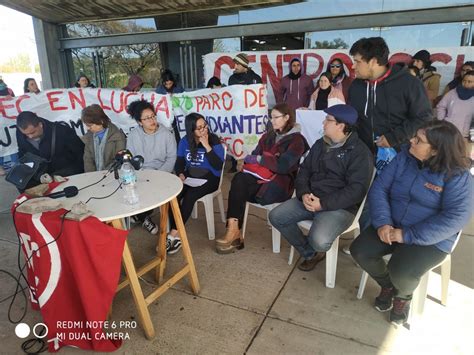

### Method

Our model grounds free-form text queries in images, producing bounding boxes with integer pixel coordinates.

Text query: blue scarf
[456,85,474,100]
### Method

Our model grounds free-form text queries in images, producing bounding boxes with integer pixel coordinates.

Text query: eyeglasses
[141,114,156,122]
[195,123,208,131]
[330,64,342,68]
[324,117,338,123]
[270,114,286,120]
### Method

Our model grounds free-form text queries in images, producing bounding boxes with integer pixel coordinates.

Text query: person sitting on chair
[16,111,85,182]
[166,113,225,254]
[350,120,472,326]
[269,104,373,271]
[215,103,309,254]
[81,104,126,172]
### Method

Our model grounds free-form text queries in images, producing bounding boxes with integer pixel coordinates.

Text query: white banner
[172,84,268,158]
[204,47,474,107]
[296,109,325,148]
[0,88,172,158]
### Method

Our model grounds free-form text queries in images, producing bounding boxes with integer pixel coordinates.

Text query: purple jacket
[436,88,474,137]
[279,74,314,110]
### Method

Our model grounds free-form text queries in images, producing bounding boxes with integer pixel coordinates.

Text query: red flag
[14,208,127,352]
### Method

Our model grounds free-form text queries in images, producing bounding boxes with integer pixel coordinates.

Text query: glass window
[65,18,157,38]
[70,44,161,89]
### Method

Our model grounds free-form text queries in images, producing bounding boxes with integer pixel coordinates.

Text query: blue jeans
[269,198,355,260]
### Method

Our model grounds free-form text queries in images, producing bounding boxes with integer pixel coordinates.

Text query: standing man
[348,37,432,154]
[227,53,263,172]
[278,58,314,110]
[228,53,262,86]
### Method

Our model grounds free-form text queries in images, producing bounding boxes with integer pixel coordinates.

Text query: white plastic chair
[356,231,461,324]
[290,170,376,288]
[242,201,282,253]
[191,146,227,240]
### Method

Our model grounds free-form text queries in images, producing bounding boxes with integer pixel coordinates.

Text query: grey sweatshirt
[127,125,177,172]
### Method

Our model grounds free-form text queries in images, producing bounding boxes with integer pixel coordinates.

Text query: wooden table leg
[111,219,155,339]
[157,204,169,283]
[170,198,200,294]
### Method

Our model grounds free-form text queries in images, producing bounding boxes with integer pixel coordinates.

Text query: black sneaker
[374,287,394,312]
[168,236,182,255]
[142,216,158,235]
[390,297,411,325]
[130,215,141,224]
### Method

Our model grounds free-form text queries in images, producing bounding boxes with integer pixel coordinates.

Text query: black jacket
[295,132,374,215]
[348,64,432,153]
[228,69,262,86]
[17,118,84,177]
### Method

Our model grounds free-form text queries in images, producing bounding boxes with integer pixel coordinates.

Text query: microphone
[130,155,144,170]
[48,186,79,199]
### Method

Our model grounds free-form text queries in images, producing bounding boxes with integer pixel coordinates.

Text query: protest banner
[171,84,269,158]
[0,88,171,158]
[204,47,473,106]
[295,109,325,147]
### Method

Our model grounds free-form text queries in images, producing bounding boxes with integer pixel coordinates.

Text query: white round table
[52,169,200,339]
[53,170,182,222]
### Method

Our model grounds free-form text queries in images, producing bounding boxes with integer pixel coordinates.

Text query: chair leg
[241,203,250,240]
[191,203,198,219]
[325,237,339,288]
[271,227,280,253]
[357,271,369,299]
[203,196,215,240]
[288,246,295,265]
[411,272,429,320]
[440,255,451,306]
[217,192,226,224]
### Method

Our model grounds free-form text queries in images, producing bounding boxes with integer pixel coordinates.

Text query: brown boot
[216,218,241,246]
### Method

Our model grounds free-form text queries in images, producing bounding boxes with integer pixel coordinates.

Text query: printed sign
[204,47,473,106]
[172,84,269,158]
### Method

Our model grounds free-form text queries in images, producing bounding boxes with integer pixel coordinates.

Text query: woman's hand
[199,133,212,152]
[389,228,404,243]
[178,173,186,182]
[377,225,393,245]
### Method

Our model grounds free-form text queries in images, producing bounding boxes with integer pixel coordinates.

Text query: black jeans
[169,177,219,230]
[350,226,447,299]
[226,172,260,228]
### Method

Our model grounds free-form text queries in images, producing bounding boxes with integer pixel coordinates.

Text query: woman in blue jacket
[350,120,472,325]
[166,113,225,254]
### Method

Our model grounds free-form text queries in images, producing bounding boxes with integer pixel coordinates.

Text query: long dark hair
[23,78,39,93]
[263,103,296,145]
[184,113,220,159]
[420,120,470,177]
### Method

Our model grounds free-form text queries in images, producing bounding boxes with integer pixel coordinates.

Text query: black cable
[84,182,122,204]
[21,324,48,354]
[77,171,110,192]
[0,237,19,245]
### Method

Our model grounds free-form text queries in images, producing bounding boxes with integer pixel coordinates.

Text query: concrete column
[33,18,69,89]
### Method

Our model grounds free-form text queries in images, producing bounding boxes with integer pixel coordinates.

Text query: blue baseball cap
[324,104,358,126]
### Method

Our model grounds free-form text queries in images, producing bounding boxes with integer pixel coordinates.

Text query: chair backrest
[352,169,377,224]
[217,144,227,191]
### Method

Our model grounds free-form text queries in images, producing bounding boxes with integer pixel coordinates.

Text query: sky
[0,5,38,66]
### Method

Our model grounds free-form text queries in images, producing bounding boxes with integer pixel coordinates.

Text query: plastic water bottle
[119,158,139,205]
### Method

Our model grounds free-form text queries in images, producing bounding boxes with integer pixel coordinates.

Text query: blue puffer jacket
[369,146,473,253]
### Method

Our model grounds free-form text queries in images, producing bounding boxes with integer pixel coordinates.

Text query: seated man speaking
[269,104,373,271]
[16,111,85,181]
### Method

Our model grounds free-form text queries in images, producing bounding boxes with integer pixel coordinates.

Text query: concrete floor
[0,167,473,354]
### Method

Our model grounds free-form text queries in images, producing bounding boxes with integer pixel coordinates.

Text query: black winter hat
[412,50,431,67]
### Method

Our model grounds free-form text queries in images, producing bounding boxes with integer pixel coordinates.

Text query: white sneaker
[142,216,158,235]
[167,235,182,255]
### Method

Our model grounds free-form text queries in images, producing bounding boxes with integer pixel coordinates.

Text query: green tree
[68,20,161,88]
[313,38,348,49]
[0,53,33,73]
